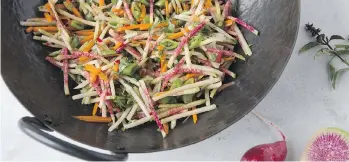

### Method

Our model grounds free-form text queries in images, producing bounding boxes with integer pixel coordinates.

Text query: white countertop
[1,0,349,161]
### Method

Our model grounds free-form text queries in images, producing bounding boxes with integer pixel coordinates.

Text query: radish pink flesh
[302,127,349,161]
[241,141,287,161]
[241,111,287,161]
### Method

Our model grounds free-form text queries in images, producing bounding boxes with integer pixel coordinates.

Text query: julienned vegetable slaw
[20,0,258,137]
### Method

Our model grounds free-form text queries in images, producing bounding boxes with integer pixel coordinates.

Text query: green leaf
[329,63,336,81]
[299,42,321,53]
[331,68,349,89]
[336,50,349,55]
[330,35,345,41]
[314,48,331,59]
[335,44,349,49]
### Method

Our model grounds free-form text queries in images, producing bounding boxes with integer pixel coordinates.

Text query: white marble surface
[1,0,349,161]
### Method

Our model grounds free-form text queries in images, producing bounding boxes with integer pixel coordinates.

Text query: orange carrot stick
[163,123,169,134]
[113,63,119,72]
[82,40,95,52]
[192,107,198,124]
[78,56,90,63]
[44,13,53,22]
[92,103,99,116]
[85,64,101,74]
[80,34,94,44]
[167,28,190,39]
[99,0,105,6]
[185,73,201,80]
[26,27,34,33]
[33,26,58,32]
[75,31,94,36]
[73,116,112,123]
[165,0,169,17]
[72,8,83,18]
[45,3,55,19]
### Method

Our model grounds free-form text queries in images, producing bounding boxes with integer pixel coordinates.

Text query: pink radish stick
[62,48,70,95]
[227,16,259,35]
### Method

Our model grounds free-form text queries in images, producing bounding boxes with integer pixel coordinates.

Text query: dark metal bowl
[1,0,299,160]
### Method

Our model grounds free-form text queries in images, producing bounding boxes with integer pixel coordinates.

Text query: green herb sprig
[300,23,349,89]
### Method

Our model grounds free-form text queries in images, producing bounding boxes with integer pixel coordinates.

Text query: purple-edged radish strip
[62,48,70,95]
[122,0,135,22]
[227,16,259,36]
[241,111,287,161]
[233,24,252,56]
[167,21,207,67]
[139,80,166,137]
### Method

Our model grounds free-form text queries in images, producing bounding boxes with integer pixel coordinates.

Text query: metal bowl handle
[18,117,128,161]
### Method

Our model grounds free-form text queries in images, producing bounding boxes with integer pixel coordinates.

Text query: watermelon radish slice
[301,127,349,161]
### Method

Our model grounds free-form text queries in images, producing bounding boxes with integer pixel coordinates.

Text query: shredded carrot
[225,19,234,27]
[117,24,142,32]
[131,41,146,45]
[192,107,198,124]
[161,62,168,73]
[112,8,123,12]
[82,40,95,52]
[223,57,235,61]
[73,116,112,123]
[85,64,101,74]
[167,28,190,39]
[157,45,165,51]
[113,41,122,50]
[99,0,105,6]
[75,30,94,35]
[98,73,108,81]
[152,35,160,40]
[163,123,169,134]
[113,63,119,72]
[103,39,111,44]
[157,22,169,28]
[204,0,211,9]
[44,3,55,19]
[137,5,146,22]
[78,56,90,63]
[90,73,98,83]
[138,24,153,30]
[92,103,99,116]
[160,53,166,67]
[185,73,201,80]
[191,0,194,8]
[26,27,34,33]
[33,26,58,32]
[80,34,94,44]
[165,0,169,17]
[72,7,83,18]
[75,31,94,36]
[44,13,53,22]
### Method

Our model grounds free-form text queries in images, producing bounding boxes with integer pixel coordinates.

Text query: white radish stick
[119,79,150,117]
[161,105,217,124]
[108,107,131,132]
[123,116,152,129]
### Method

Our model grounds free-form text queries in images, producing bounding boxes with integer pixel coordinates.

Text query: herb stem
[316,33,349,66]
